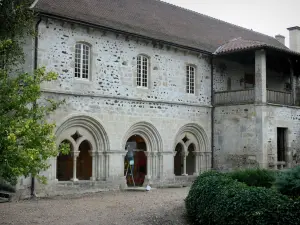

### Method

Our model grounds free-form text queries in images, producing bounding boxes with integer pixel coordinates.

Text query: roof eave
[214,45,300,58]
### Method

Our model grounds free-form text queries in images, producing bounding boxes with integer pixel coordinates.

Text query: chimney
[275,34,285,45]
[287,26,300,52]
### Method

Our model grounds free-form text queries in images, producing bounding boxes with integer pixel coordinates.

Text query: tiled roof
[214,37,300,56]
[33,0,288,54]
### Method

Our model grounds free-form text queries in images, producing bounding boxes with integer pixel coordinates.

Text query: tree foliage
[0,0,68,185]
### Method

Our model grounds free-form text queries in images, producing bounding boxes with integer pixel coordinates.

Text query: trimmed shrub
[227,168,276,188]
[185,171,300,225]
[275,166,300,198]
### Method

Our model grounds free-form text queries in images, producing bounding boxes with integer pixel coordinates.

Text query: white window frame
[75,42,91,80]
[186,65,196,94]
[136,54,149,88]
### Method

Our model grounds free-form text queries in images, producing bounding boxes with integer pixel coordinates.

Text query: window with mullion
[75,43,90,79]
[137,55,149,87]
[186,65,195,94]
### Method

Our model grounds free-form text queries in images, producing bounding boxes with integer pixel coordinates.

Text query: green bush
[275,166,300,198]
[227,168,276,188]
[185,171,300,225]
[0,178,15,193]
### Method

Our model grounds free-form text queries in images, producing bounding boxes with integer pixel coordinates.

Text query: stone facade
[15,16,300,199]
[16,18,212,198]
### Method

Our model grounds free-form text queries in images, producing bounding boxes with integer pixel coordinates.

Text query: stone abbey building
[17,0,300,197]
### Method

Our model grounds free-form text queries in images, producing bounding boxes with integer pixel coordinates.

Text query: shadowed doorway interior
[124,135,147,186]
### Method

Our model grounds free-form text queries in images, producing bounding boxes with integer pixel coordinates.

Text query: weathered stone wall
[16,18,213,197]
[263,105,300,167]
[39,18,212,105]
[214,104,259,170]
[214,104,300,170]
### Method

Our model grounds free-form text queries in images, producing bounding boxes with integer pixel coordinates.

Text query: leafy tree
[0,0,68,185]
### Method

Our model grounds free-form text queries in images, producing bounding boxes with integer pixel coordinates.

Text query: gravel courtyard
[0,187,190,225]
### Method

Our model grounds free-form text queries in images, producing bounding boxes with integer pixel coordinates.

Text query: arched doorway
[57,140,73,181]
[124,135,147,186]
[77,140,92,180]
[186,144,196,175]
[174,143,184,176]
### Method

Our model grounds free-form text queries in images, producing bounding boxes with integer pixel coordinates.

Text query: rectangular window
[75,43,90,79]
[137,55,149,87]
[186,65,195,94]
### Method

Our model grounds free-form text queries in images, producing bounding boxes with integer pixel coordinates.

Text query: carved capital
[72,151,80,158]
[88,150,96,157]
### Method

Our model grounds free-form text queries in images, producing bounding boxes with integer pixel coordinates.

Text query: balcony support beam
[255,50,267,104]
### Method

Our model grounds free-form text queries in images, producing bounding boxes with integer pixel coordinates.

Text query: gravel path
[0,188,190,225]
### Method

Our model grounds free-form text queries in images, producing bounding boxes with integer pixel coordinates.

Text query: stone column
[89,151,96,181]
[105,153,109,180]
[183,151,187,176]
[53,157,58,182]
[153,152,158,179]
[71,151,80,181]
[200,152,204,173]
[96,152,103,180]
[255,50,267,104]
[157,152,162,179]
[194,152,199,175]
[290,66,296,105]
[144,152,152,185]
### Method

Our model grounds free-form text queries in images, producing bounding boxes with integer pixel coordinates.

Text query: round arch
[122,122,163,152]
[55,114,110,152]
[173,123,209,153]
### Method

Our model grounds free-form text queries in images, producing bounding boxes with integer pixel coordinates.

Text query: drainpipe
[210,56,215,170]
[31,16,42,198]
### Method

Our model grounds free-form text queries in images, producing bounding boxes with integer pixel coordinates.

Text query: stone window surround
[186,64,196,94]
[74,42,91,81]
[136,54,150,89]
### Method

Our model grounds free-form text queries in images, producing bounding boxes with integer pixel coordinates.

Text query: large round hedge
[185,171,300,225]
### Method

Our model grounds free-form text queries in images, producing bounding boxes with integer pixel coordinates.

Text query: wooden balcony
[214,89,293,106]
[214,89,255,105]
[267,89,292,105]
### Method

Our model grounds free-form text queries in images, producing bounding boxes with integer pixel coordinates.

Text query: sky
[162,0,300,47]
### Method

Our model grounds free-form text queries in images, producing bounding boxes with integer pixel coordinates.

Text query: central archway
[122,122,163,185]
[124,135,147,186]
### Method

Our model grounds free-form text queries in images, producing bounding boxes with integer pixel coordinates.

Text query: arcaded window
[186,65,195,94]
[137,55,149,87]
[75,43,90,79]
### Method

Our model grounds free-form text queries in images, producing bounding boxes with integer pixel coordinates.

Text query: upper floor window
[75,43,90,79]
[186,65,195,94]
[137,55,149,87]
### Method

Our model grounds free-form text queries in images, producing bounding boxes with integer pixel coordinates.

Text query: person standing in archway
[126,144,134,175]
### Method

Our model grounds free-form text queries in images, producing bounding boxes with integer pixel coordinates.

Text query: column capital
[72,151,80,158]
[88,150,96,157]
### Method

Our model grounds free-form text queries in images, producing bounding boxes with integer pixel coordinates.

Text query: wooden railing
[214,89,293,106]
[214,89,255,105]
[267,89,292,105]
